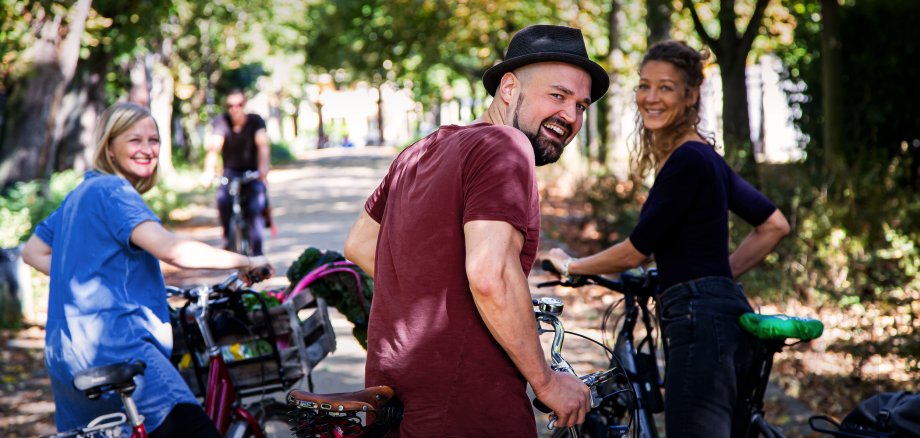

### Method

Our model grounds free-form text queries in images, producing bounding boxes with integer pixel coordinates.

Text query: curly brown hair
[630,40,713,179]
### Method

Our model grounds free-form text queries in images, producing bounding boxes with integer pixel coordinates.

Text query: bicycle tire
[228,215,249,255]
[751,414,787,438]
[242,401,292,438]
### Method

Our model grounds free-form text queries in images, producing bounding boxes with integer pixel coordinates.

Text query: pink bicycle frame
[204,353,262,437]
[191,286,265,438]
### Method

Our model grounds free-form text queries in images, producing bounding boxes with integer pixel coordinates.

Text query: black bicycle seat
[73,360,147,397]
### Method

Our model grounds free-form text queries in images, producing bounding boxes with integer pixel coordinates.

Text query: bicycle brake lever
[536,280,562,288]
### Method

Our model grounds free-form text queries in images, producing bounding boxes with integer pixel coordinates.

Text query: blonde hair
[630,40,713,180]
[93,102,159,194]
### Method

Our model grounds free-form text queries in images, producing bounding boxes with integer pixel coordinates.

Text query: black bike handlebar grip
[532,398,552,414]
[541,260,559,274]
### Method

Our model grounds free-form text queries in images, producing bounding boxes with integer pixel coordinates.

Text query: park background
[0,0,918,435]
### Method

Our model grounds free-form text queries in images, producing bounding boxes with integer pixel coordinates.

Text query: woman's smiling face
[636,60,699,133]
[109,116,160,184]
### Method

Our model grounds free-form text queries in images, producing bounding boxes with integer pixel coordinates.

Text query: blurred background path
[164,147,397,395]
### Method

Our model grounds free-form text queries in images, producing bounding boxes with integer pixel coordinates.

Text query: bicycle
[41,360,149,438]
[282,290,628,437]
[541,261,825,438]
[168,269,335,438]
[221,170,261,256]
[539,261,662,438]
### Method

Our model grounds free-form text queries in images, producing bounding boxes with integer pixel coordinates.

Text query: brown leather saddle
[287,386,395,414]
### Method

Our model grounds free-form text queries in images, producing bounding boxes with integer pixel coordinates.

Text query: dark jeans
[149,403,220,438]
[657,276,756,438]
[217,170,267,256]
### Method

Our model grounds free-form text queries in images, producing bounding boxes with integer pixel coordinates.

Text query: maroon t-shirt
[364,123,540,437]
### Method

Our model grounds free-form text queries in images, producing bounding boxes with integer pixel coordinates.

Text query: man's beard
[511,94,569,166]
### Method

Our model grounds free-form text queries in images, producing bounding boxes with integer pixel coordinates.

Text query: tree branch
[683,0,718,52]
[740,0,771,54]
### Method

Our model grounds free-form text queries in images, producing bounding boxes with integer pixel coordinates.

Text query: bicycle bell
[539,297,564,315]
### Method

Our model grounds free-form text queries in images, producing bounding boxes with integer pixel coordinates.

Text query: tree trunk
[821,0,843,178]
[0,0,92,187]
[683,0,768,180]
[151,58,176,177]
[646,0,673,44]
[57,49,108,174]
[721,59,756,177]
[376,84,385,146]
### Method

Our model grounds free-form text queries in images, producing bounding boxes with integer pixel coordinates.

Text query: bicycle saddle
[739,313,824,342]
[73,360,147,398]
[287,386,395,413]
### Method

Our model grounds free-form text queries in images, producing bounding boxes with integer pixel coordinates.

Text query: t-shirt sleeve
[211,115,230,137]
[364,172,390,224]
[250,114,267,131]
[462,127,535,235]
[34,208,61,246]
[629,147,705,257]
[727,167,776,226]
[104,181,160,249]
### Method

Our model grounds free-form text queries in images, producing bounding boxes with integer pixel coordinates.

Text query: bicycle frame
[610,291,660,438]
[222,171,260,256]
[186,282,265,438]
[538,263,662,438]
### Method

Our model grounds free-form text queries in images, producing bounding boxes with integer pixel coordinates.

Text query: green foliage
[777,0,920,177]
[0,170,81,247]
[0,169,212,246]
[270,141,295,165]
[582,172,643,248]
[286,247,374,349]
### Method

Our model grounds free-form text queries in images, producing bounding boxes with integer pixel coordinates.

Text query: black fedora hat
[482,25,609,103]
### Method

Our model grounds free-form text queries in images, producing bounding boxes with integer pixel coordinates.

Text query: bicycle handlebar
[531,295,626,430]
[539,260,658,298]
[165,267,271,303]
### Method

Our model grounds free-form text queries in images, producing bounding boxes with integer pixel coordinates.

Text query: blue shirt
[35,171,197,432]
[629,142,777,290]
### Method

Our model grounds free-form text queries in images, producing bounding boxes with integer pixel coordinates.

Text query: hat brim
[482,52,610,103]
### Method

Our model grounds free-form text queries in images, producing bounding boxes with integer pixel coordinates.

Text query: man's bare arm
[344,210,380,276]
[202,132,224,185]
[464,220,589,428]
[255,128,270,182]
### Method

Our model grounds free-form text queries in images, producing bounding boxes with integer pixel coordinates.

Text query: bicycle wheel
[227,215,249,255]
[241,401,292,438]
[750,414,786,438]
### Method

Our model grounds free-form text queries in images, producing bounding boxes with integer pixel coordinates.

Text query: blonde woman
[545,41,790,437]
[22,102,270,437]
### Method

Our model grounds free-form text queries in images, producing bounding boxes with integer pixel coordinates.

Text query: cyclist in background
[545,40,791,437]
[21,102,271,438]
[203,88,271,256]
[345,24,608,436]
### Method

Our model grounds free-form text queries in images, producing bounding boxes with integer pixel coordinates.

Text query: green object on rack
[286,247,374,349]
[739,313,824,342]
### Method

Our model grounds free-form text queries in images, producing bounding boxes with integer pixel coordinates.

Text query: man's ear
[498,72,519,105]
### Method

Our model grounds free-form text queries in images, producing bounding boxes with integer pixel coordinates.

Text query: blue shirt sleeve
[35,208,61,246]
[103,180,160,249]
[629,147,706,257]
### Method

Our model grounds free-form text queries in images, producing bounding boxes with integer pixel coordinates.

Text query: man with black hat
[345,24,609,436]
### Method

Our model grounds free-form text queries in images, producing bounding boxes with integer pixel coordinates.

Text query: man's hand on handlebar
[239,255,274,285]
[534,370,591,429]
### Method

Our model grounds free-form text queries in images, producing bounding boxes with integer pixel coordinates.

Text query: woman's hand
[240,255,274,284]
[543,248,575,276]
